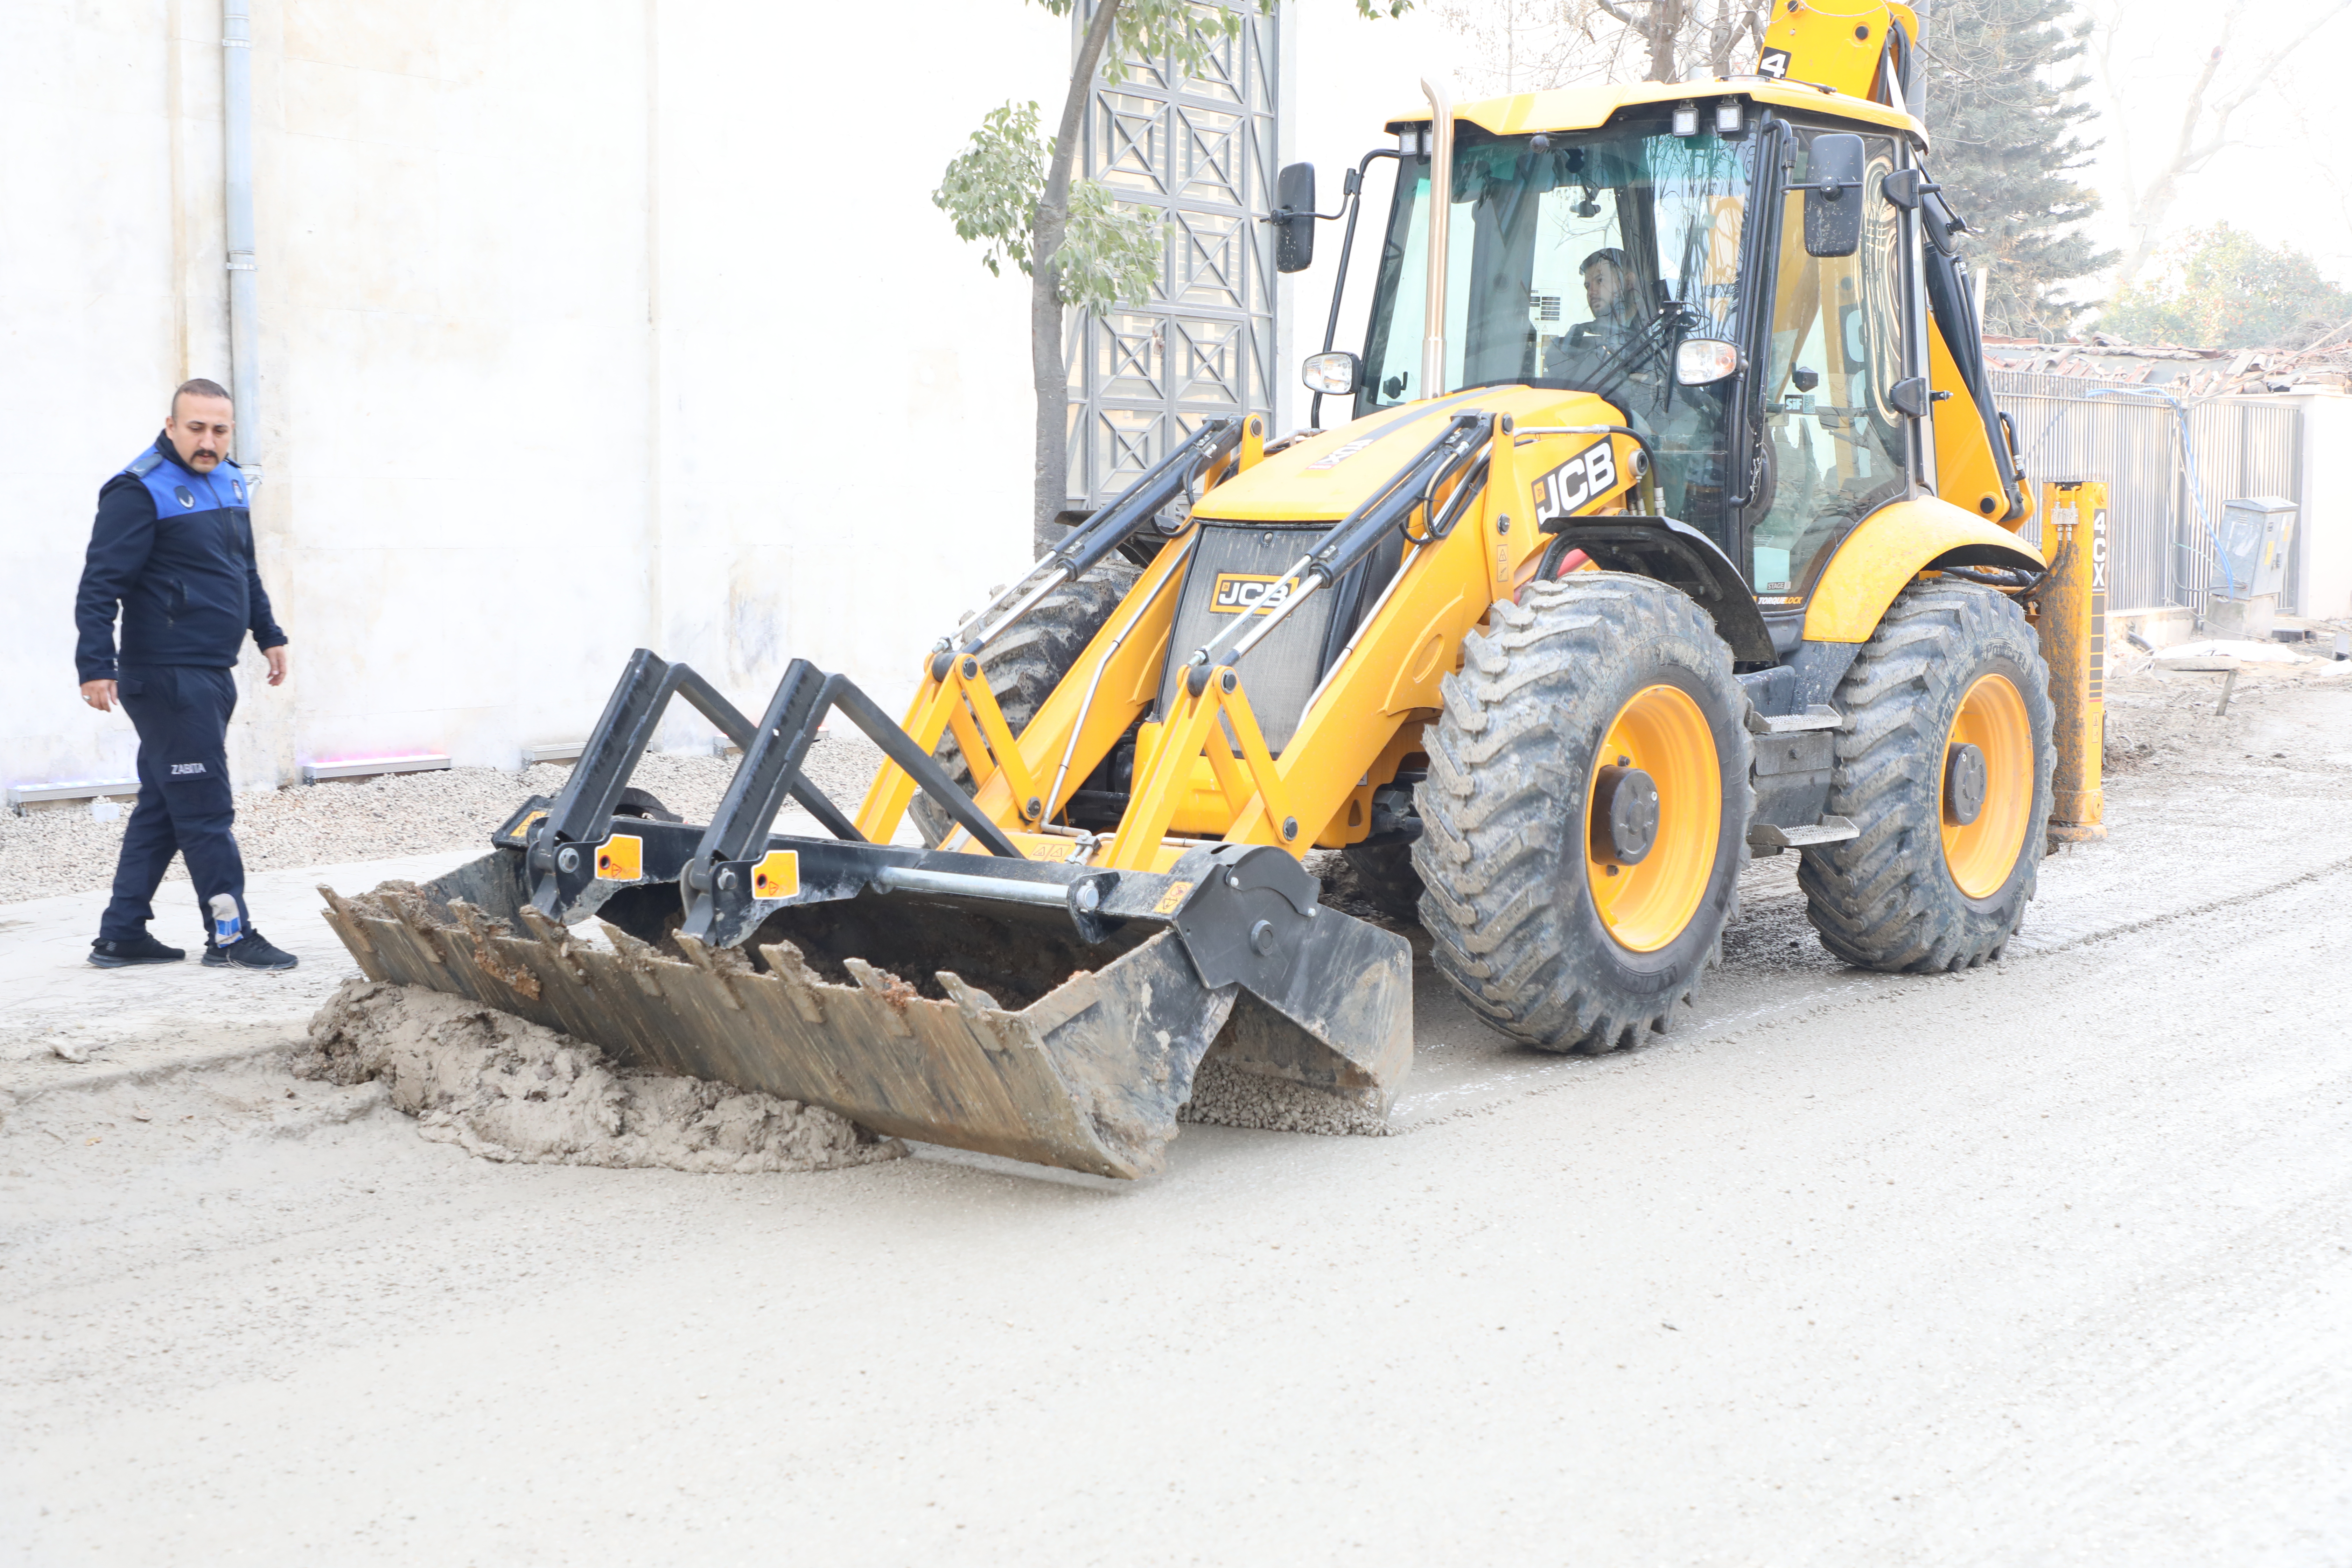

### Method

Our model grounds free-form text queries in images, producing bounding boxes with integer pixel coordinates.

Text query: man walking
[76,379,297,970]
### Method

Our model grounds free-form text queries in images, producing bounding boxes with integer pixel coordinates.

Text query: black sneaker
[89,933,188,968]
[202,929,299,971]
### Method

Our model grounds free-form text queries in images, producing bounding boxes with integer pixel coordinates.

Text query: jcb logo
[1208,572,1298,615]
[1531,440,1618,526]
[1306,436,1377,471]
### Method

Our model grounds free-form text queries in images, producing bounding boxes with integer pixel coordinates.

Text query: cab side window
[1749,131,1908,598]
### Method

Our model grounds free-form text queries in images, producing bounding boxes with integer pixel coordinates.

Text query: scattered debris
[2102,726,2159,772]
[2159,639,2313,666]
[1987,322,2352,397]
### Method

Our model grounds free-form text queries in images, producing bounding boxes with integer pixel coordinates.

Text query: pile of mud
[298,979,903,1175]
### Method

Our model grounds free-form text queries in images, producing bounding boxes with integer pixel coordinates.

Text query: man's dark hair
[1579,247,1631,278]
[170,378,232,417]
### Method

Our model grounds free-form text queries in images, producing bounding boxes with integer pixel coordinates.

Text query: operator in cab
[1544,247,1648,384]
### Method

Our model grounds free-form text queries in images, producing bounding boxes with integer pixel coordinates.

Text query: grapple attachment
[318,837,1410,1179]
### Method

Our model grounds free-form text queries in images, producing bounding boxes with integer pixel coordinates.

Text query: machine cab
[1313,83,2022,636]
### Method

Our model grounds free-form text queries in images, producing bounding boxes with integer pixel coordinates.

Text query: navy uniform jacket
[75,433,287,683]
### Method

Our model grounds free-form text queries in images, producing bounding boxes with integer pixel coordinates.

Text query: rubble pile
[1986,321,2352,397]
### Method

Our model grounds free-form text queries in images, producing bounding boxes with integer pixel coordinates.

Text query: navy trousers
[98,665,251,942]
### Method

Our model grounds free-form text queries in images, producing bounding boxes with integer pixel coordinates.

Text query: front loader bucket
[318,842,1412,1180]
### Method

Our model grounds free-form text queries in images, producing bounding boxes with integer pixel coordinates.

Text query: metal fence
[1988,371,2305,614]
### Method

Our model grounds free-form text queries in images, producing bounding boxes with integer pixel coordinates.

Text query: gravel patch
[0,733,886,906]
[1180,1058,1397,1136]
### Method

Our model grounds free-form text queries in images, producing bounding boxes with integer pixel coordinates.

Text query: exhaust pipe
[1420,76,1454,401]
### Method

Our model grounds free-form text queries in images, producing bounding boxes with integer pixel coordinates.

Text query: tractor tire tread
[1413,574,1751,1054]
[911,564,1137,847]
[1796,580,2055,972]
[1339,839,1426,923]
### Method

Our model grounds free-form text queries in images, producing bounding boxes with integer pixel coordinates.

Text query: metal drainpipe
[1419,77,1453,402]
[223,0,260,480]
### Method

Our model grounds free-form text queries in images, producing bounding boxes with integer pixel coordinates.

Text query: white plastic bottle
[209,892,243,948]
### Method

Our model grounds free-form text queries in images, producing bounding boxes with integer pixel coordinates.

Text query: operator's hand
[265,645,289,687]
[80,679,116,713]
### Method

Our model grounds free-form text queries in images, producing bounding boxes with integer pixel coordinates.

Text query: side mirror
[1302,351,1360,397]
[1801,133,1866,258]
[1273,162,1317,273]
[1674,338,1741,386]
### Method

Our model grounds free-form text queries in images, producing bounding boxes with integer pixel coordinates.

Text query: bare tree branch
[1444,0,1760,93]
[2107,0,2352,287]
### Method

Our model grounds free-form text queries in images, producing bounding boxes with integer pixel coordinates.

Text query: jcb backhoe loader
[322,0,2105,1178]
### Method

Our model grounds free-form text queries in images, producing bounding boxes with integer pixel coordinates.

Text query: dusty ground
[2,658,2349,1565]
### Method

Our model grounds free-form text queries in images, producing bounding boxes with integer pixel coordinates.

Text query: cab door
[1744,128,1911,611]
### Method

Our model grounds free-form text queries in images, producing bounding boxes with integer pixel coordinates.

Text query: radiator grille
[1155,524,1399,754]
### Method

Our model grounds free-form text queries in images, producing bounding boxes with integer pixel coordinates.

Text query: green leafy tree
[1915,0,2114,337]
[2099,224,2352,349]
[935,0,1408,554]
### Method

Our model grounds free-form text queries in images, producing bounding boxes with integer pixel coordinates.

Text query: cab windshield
[1360,120,1758,536]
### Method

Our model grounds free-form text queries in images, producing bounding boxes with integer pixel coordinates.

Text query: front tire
[1798,580,2054,971]
[1416,575,1752,1052]
[911,564,1136,847]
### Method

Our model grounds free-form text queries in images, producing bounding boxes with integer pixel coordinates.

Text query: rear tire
[1416,575,1752,1052]
[613,787,680,824]
[1798,580,2054,971]
[911,564,1136,847]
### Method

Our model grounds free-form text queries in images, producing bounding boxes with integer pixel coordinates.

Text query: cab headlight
[1674,338,1742,386]
[1302,352,1362,397]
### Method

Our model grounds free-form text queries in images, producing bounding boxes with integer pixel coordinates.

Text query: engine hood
[1194,386,1629,523]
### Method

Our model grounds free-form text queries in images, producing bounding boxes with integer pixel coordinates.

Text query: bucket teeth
[937,971,1007,1020]
[842,958,918,1036]
[759,942,829,1024]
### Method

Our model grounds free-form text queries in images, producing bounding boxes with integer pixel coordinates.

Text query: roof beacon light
[1715,98,1745,135]
[1673,100,1700,138]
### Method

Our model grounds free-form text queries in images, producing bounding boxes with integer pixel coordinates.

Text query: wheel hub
[1583,683,1722,954]
[1942,741,1988,826]
[1940,672,2033,900]
[1590,764,1661,864]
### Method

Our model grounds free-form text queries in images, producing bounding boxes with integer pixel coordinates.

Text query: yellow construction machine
[323,0,2104,1178]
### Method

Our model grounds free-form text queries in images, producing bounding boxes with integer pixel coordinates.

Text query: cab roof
[1386,77,1925,146]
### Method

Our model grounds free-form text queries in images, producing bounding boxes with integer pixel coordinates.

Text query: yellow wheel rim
[1584,684,1721,953]
[1940,672,2032,900]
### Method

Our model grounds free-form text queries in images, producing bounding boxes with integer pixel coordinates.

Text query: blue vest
[103,441,268,670]
[121,443,250,514]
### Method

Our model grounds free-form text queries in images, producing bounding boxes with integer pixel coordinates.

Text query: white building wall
[2287,394,2352,622]
[3,0,1454,799]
